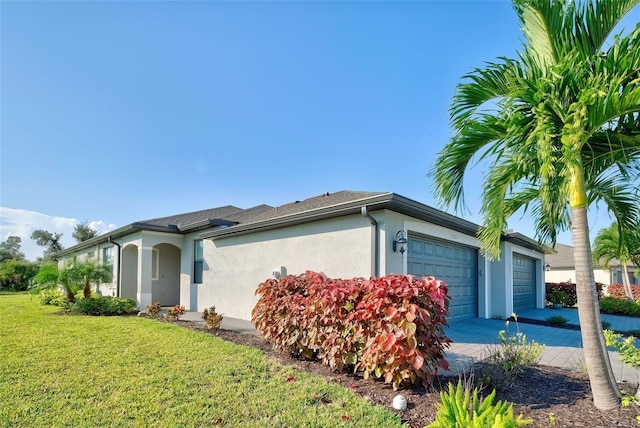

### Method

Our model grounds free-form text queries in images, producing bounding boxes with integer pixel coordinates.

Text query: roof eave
[200,193,483,240]
[52,224,139,258]
[178,219,238,232]
[504,232,550,254]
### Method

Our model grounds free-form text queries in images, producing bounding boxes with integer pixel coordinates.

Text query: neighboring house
[545,243,638,286]
[54,191,547,321]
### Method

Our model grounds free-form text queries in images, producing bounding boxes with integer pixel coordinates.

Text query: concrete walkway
[181,310,639,384]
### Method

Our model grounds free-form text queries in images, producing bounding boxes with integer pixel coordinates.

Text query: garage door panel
[513,254,536,312]
[408,235,478,320]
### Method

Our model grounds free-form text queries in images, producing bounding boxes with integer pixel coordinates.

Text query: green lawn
[0,295,402,427]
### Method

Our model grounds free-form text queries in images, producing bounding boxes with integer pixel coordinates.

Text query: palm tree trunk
[621,264,634,302]
[572,205,621,410]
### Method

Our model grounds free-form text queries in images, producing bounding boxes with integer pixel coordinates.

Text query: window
[194,240,203,284]
[102,247,114,270]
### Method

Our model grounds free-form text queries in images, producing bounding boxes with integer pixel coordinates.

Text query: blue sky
[1,1,638,261]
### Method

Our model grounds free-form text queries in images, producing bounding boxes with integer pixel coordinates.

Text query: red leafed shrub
[607,283,640,301]
[545,282,604,307]
[252,271,451,390]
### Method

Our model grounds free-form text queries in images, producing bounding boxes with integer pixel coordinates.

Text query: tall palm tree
[431,0,640,410]
[593,222,635,300]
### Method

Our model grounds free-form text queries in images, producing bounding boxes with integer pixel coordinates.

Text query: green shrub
[485,315,544,381]
[202,306,224,330]
[253,271,451,390]
[546,316,568,327]
[547,290,568,307]
[73,296,138,316]
[426,380,531,427]
[165,304,186,321]
[604,330,640,399]
[39,288,68,306]
[599,297,640,317]
[601,321,611,330]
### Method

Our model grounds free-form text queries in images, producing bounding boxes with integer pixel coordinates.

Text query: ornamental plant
[604,329,640,400]
[145,301,162,318]
[202,306,224,330]
[165,304,186,321]
[545,282,605,307]
[426,380,531,427]
[607,284,640,301]
[252,271,451,389]
[547,290,568,307]
[73,296,137,316]
[599,297,640,317]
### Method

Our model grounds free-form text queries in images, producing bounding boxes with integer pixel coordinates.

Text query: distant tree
[0,236,25,263]
[593,222,636,301]
[30,229,64,260]
[627,223,640,271]
[0,259,39,291]
[72,221,99,243]
[34,257,113,302]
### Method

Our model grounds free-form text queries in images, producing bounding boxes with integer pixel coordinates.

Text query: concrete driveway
[445,313,638,383]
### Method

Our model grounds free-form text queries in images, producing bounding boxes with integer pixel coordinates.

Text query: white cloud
[0,207,117,261]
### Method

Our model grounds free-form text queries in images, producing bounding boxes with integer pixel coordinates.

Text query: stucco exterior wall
[489,253,507,319]
[199,214,374,320]
[545,268,611,286]
[179,232,198,311]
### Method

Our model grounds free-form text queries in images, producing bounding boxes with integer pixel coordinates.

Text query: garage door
[513,254,536,312]
[407,235,478,320]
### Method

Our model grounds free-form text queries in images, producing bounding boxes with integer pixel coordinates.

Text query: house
[545,243,638,286]
[54,191,547,321]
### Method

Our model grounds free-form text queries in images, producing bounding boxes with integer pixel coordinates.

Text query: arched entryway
[152,243,181,306]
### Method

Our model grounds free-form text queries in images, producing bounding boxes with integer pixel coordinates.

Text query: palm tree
[74,258,113,299]
[430,0,640,410]
[35,262,80,302]
[34,258,113,302]
[593,222,635,300]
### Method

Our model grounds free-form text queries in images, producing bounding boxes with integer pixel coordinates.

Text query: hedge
[545,282,604,307]
[606,283,640,301]
[252,271,451,389]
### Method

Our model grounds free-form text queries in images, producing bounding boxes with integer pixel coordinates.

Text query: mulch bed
[175,320,639,427]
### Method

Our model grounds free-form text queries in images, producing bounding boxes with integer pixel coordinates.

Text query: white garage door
[513,254,536,312]
[407,235,478,320]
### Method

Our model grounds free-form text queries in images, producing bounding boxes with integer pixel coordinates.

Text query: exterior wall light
[393,230,408,254]
[545,263,551,272]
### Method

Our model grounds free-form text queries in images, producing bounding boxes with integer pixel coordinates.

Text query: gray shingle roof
[138,206,244,228]
[545,243,576,268]
[55,189,546,258]
[546,243,631,269]
[245,191,389,223]
[222,204,274,223]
